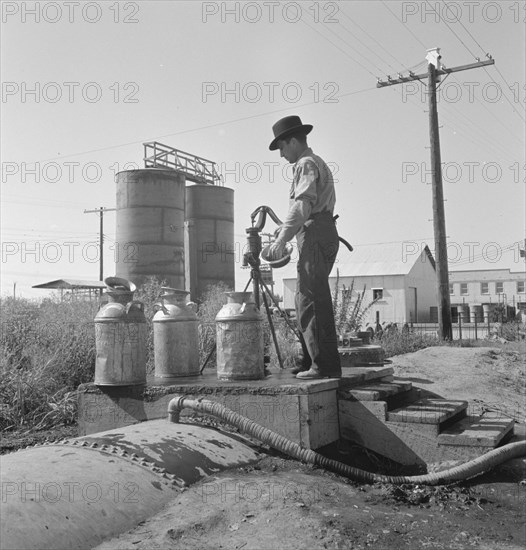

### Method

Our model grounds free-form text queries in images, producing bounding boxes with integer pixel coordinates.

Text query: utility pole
[84,207,116,281]
[377,49,494,340]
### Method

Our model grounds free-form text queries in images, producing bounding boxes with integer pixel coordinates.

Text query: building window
[481,282,489,295]
[517,281,525,294]
[372,288,383,300]
[449,284,454,295]
[460,283,468,295]
[495,282,504,294]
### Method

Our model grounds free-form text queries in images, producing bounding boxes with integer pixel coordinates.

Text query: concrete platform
[77,366,393,450]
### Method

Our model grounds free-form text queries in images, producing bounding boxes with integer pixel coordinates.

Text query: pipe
[168,395,526,486]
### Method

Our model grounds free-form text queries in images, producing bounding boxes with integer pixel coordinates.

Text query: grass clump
[196,282,233,370]
[373,328,441,358]
[0,295,98,432]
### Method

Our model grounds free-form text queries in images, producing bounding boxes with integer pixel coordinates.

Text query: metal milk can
[153,288,200,377]
[94,277,147,386]
[215,291,264,381]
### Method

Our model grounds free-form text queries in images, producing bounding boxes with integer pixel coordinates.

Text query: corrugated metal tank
[115,169,185,289]
[185,184,235,300]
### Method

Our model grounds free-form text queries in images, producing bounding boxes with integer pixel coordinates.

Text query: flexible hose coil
[168,395,525,486]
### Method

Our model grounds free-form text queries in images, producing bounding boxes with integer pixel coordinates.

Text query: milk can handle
[126,301,144,314]
[153,300,169,315]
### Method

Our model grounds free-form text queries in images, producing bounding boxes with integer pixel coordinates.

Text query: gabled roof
[331,242,436,277]
[275,242,436,281]
[32,279,106,290]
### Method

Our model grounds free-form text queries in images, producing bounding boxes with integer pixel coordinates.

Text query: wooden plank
[387,398,468,424]
[343,382,413,401]
[438,416,514,447]
[340,366,394,387]
[300,390,340,449]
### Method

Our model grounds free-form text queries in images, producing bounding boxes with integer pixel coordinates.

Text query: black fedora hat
[269,115,313,151]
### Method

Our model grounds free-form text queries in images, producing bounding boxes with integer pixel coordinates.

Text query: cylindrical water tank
[185,184,235,300]
[115,169,186,289]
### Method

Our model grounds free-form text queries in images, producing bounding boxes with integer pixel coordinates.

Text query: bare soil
[389,345,526,423]
[93,456,525,550]
[93,345,526,550]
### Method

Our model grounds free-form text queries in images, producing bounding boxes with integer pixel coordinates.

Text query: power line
[1,194,92,209]
[424,0,479,59]
[327,8,400,73]
[382,1,427,49]
[483,66,526,122]
[27,86,380,166]
[442,1,487,54]
[339,6,409,73]
[374,2,523,162]
[449,74,525,145]
[424,0,525,122]
[442,0,525,118]
[298,6,382,78]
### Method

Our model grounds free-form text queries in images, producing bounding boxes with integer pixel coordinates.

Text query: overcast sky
[1,0,525,298]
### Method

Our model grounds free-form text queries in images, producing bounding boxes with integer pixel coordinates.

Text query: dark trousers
[295,212,341,375]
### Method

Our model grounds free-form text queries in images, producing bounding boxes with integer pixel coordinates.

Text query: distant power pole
[377,48,494,340]
[84,207,116,281]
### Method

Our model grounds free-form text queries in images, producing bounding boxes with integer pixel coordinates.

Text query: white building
[281,243,437,327]
[449,268,526,321]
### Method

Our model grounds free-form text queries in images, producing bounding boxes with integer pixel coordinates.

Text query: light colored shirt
[276,147,336,244]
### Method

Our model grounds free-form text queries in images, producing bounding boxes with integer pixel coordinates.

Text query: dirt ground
[389,345,525,423]
[93,345,526,550]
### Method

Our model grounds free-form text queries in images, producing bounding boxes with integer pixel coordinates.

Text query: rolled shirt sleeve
[276,159,318,244]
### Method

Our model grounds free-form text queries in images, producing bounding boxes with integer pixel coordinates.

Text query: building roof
[32,279,106,290]
[449,268,525,281]
[278,242,436,280]
[331,242,436,277]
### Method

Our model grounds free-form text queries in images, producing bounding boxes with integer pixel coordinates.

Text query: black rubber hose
[168,395,525,486]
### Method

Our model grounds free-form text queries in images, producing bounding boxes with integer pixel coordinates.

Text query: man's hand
[267,240,286,261]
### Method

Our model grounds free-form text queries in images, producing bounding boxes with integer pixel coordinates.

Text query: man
[267,115,341,380]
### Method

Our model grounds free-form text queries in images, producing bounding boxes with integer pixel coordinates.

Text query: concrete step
[387,398,468,425]
[438,415,515,448]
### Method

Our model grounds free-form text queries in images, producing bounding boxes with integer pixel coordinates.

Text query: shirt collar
[293,147,313,174]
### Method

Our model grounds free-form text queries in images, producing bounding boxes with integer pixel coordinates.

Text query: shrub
[497,321,525,342]
[332,270,379,335]
[134,276,166,375]
[373,329,441,358]
[0,295,98,432]
[267,314,300,369]
[197,282,233,370]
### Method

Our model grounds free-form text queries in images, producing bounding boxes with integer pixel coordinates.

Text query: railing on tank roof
[143,141,223,185]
